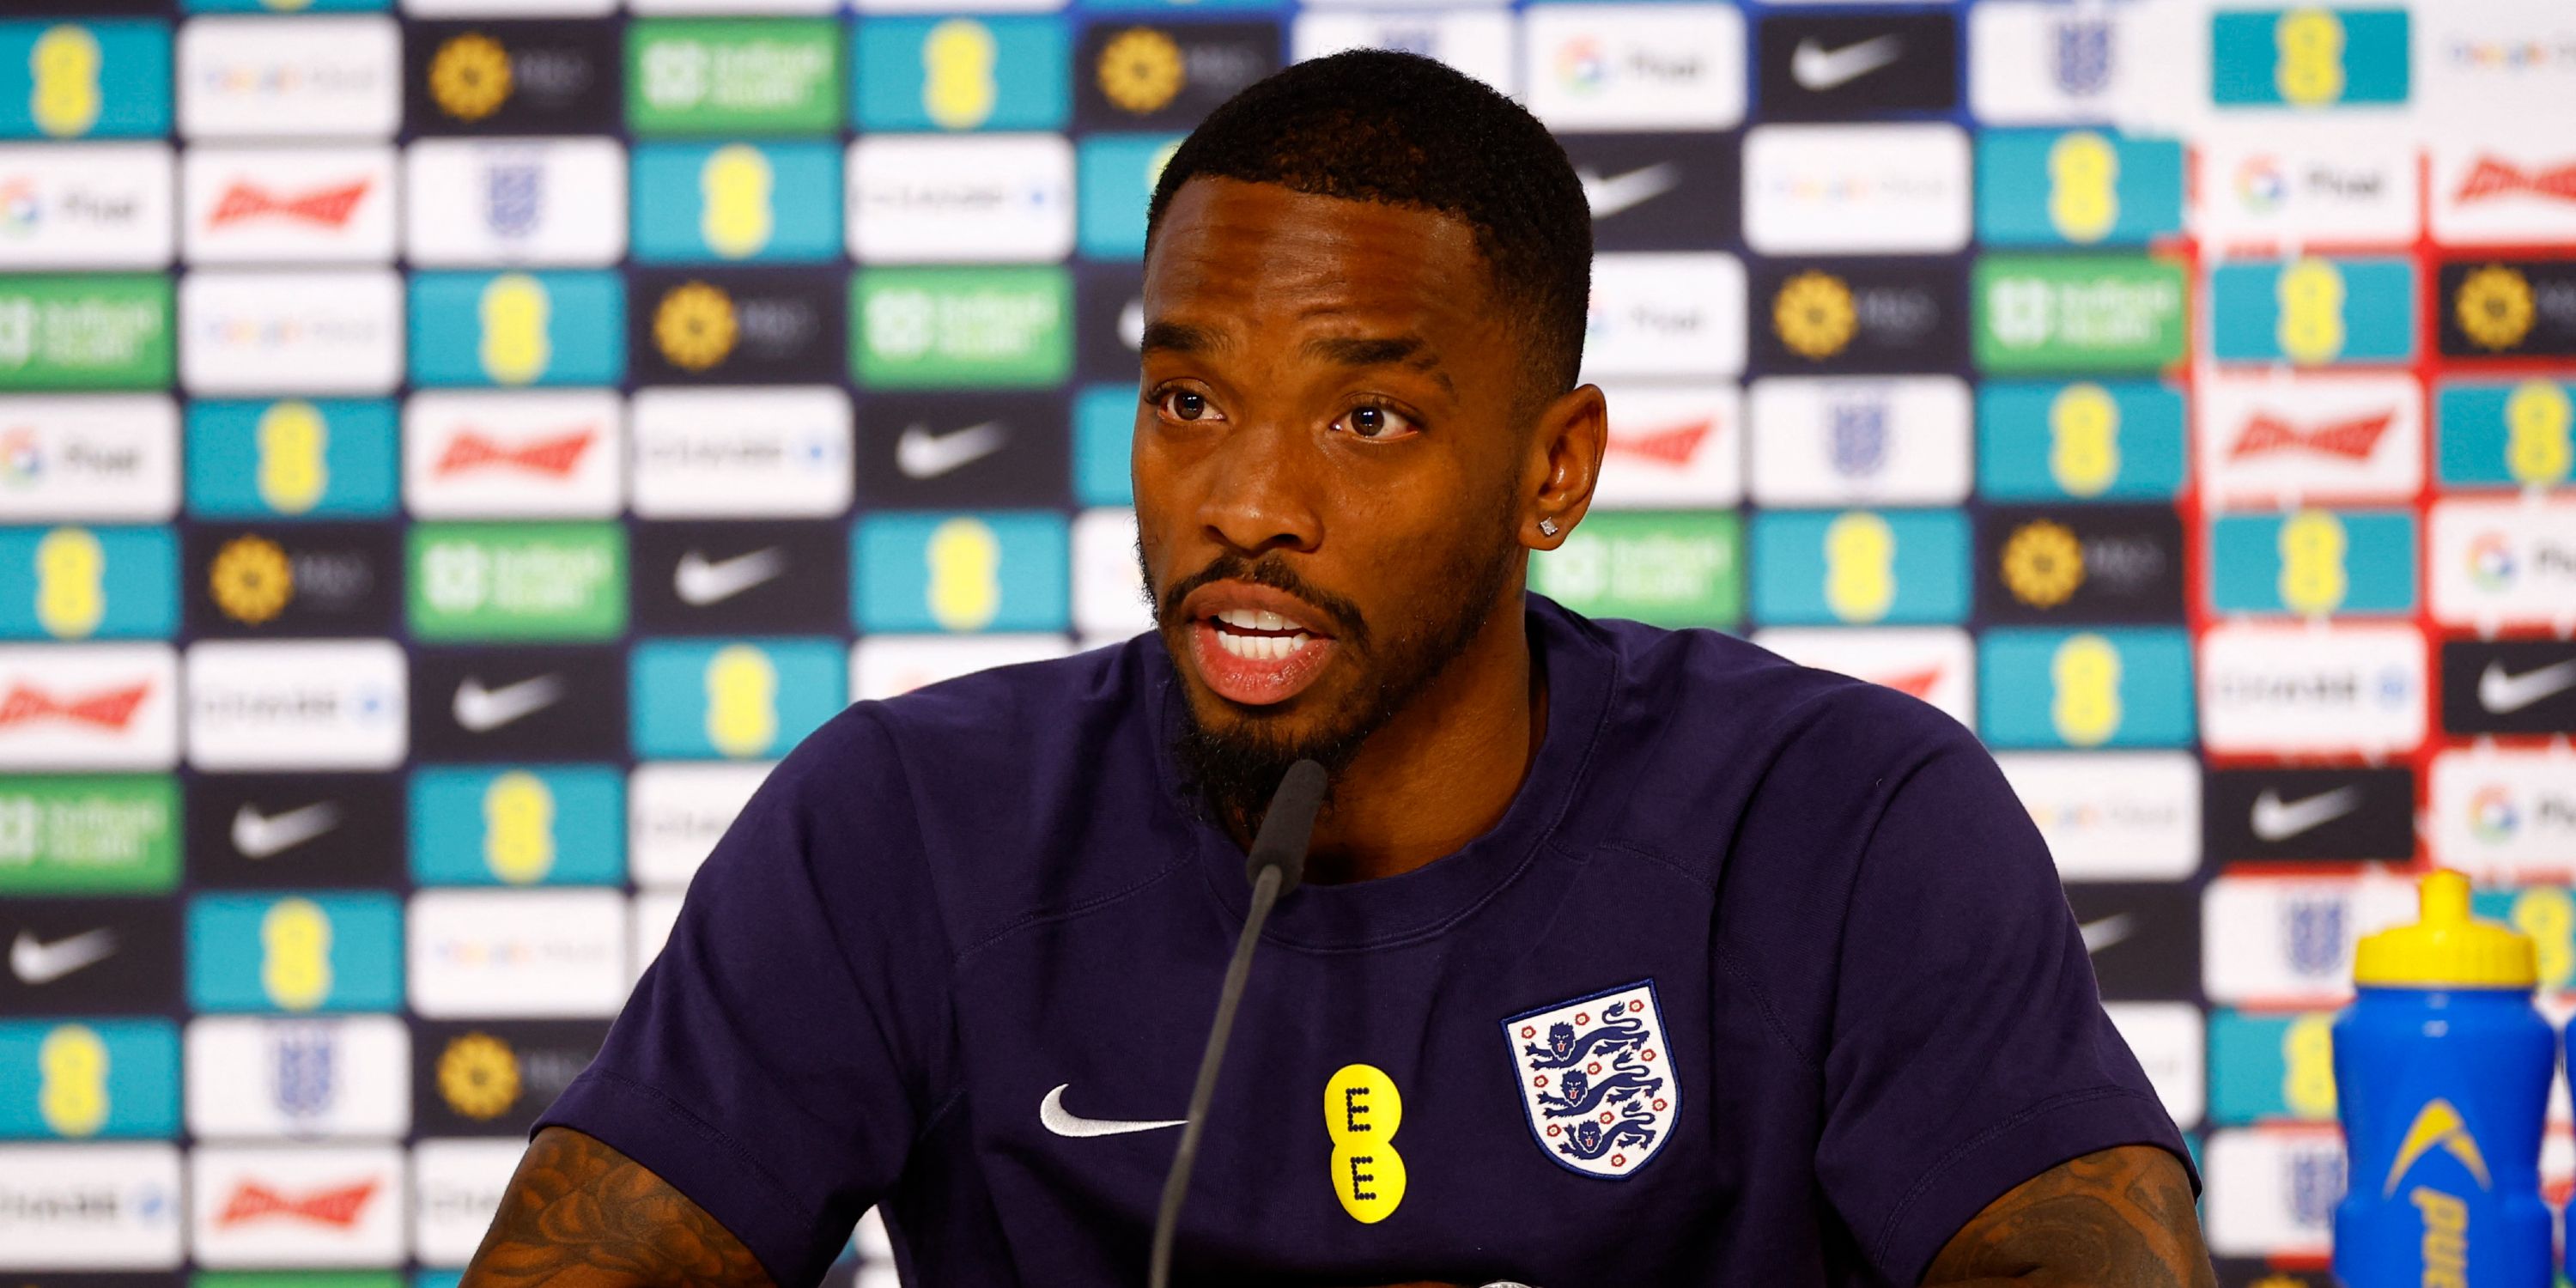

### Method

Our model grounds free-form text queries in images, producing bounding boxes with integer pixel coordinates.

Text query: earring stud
[1538,518,1559,538]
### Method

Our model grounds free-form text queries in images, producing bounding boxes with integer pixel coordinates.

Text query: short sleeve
[1813,730,2198,1284]
[536,706,952,1288]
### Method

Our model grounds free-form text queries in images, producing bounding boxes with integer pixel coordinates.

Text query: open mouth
[1207,608,1315,661]
[1179,586,1341,707]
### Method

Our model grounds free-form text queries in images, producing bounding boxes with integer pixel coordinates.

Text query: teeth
[1214,606,1305,634]
[1215,629,1310,662]
[1256,610,1285,632]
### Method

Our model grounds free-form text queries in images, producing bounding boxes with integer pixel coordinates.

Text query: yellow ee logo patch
[704,642,780,758]
[2047,382,2121,497]
[260,896,334,1012]
[1325,1063,1406,1224]
[29,25,102,139]
[482,770,556,885]
[255,399,329,514]
[1822,511,1896,624]
[38,1023,109,1137]
[921,19,999,131]
[699,145,775,260]
[33,526,104,640]
[478,273,553,386]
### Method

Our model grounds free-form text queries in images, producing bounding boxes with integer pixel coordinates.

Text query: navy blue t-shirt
[539,595,2196,1287]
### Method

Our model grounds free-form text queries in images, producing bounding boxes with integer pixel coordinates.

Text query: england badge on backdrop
[1502,981,1677,1179]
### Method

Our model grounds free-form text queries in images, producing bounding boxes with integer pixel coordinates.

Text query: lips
[1178,582,1339,707]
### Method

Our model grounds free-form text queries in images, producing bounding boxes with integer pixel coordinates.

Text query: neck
[1291,594,1545,884]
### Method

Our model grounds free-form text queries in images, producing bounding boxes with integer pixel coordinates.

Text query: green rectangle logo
[408,522,627,641]
[854,266,1072,389]
[0,275,172,390]
[1532,511,1741,629]
[0,775,179,894]
[1974,255,2188,374]
[628,19,842,135]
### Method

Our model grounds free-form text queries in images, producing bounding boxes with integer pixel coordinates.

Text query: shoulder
[1569,612,1983,877]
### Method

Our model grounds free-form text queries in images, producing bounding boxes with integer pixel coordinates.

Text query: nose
[1193,416,1322,560]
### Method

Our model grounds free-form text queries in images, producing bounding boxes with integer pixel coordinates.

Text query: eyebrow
[1303,334,1455,398]
[1139,320,1226,356]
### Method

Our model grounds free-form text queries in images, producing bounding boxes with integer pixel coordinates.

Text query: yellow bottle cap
[2353,868,2537,990]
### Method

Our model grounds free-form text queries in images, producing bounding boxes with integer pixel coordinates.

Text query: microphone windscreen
[1243,758,1327,896]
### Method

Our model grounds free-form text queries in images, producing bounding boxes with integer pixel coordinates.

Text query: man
[465,51,2214,1288]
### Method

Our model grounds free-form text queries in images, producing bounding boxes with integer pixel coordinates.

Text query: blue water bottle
[2333,869,2554,1285]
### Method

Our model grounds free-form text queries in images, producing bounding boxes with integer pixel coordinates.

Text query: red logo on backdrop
[1871,667,1942,701]
[2227,410,2395,461]
[1607,418,1713,466]
[208,180,373,229]
[434,427,597,477]
[216,1178,380,1229]
[2454,156,2576,205]
[0,682,148,729]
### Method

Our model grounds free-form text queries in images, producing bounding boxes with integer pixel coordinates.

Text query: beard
[1142,494,1522,836]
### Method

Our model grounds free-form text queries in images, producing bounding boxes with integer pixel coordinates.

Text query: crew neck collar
[1144,593,1618,952]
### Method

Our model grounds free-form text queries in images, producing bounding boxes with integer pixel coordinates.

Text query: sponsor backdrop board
[0,0,2568,1279]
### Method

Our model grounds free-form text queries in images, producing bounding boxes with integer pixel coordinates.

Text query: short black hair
[1144,49,1593,401]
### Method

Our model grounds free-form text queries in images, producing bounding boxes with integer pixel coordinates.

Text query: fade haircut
[1143,49,1594,404]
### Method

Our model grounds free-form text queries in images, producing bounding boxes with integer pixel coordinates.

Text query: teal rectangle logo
[1074,384,1136,507]
[632,142,843,264]
[1979,627,2195,750]
[1978,380,2187,502]
[0,21,172,139]
[630,637,847,760]
[2208,258,2414,366]
[2211,8,2409,106]
[1976,131,2184,247]
[409,766,626,887]
[2208,510,2416,616]
[854,511,1069,633]
[2435,380,2575,489]
[0,1018,179,1139]
[1078,134,1183,261]
[2208,1009,2337,1125]
[1748,509,1969,627]
[854,16,1070,132]
[185,399,400,519]
[410,271,627,388]
[0,525,175,640]
[186,892,404,1014]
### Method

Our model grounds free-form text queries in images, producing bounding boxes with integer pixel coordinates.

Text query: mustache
[1156,552,1372,653]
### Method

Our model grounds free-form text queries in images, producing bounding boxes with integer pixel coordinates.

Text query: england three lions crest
[1502,981,1677,1179]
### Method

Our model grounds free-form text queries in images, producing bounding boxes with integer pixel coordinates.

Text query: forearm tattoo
[1920,1144,2218,1288]
[461,1126,776,1288]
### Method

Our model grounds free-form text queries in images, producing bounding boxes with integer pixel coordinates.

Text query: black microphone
[1148,757,1327,1288]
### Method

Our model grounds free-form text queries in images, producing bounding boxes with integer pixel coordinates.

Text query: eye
[1335,402,1419,441]
[1148,386,1224,424]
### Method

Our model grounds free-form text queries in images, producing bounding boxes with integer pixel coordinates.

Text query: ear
[1519,383,1607,551]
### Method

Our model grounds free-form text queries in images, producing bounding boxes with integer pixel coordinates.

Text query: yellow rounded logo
[922,19,999,130]
[2001,519,2085,609]
[260,896,334,1012]
[2273,8,2347,107]
[255,399,329,514]
[2046,383,2121,497]
[700,145,775,260]
[482,770,556,885]
[478,273,553,386]
[2275,508,2348,617]
[210,533,293,626]
[926,517,1003,631]
[705,643,780,758]
[655,281,739,372]
[1773,271,1856,361]
[29,25,102,139]
[33,526,105,640]
[1821,511,1896,623]
[2049,633,2123,748]
[1324,1063,1406,1224]
[2274,257,2346,366]
[2045,131,2119,244]
[438,1031,523,1121]
[2457,264,2537,352]
[1097,28,1185,116]
[2503,380,2573,487]
[38,1024,109,1137]
[429,32,513,122]
[2281,1012,2337,1119]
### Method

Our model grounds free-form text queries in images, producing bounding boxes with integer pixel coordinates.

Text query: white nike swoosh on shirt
[674,546,787,606]
[231,800,343,860]
[2079,914,2135,955]
[1578,162,1681,220]
[453,673,565,732]
[1791,33,1905,90]
[2479,658,2576,714]
[896,421,1009,480]
[1039,1084,1185,1138]
[2250,786,2364,842]
[10,927,118,986]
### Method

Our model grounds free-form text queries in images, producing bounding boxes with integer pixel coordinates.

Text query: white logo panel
[181,146,398,264]
[2195,372,2424,507]
[629,386,854,519]
[179,270,404,397]
[179,17,402,141]
[1581,252,1745,380]
[407,889,629,1019]
[2429,498,2576,632]
[0,1143,184,1268]
[2192,123,2421,249]
[851,634,1078,702]
[405,138,629,267]
[1996,751,2201,882]
[629,761,774,890]
[0,396,180,521]
[1502,981,1678,1179]
[1742,124,1971,255]
[0,643,178,770]
[2196,623,2425,757]
[189,1144,405,1267]
[404,390,624,519]
[413,1139,526,1267]
[184,1016,410,1141]
[2202,872,2415,1008]
[1523,5,1746,132]
[0,144,174,269]
[2429,747,2576,885]
[185,640,407,771]
[1292,12,1518,94]
[848,135,1075,264]
[1747,375,1971,506]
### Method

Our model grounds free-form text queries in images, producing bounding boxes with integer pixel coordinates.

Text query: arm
[461,1126,776,1288]
[1922,1145,2215,1288]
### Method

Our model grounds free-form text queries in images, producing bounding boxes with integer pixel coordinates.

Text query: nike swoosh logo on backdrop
[232,800,343,860]
[896,421,1009,480]
[2250,786,2364,842]
[674,546,787,606]
[2479,659,2576,714]
[1791,34,1905,90]
[2079,914,2135,955]
[453,673,566,732]
[1578,162,1681,219]
[10,927,118,986]
[1039,1084,1185,1138]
